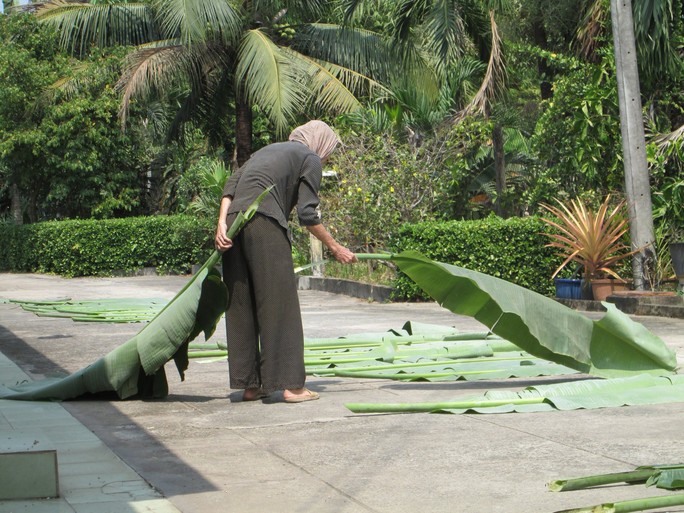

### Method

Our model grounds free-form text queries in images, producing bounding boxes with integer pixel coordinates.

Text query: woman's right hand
[331,245,357,264]
[215,222,233,252]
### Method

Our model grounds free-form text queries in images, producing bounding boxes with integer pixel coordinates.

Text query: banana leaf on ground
[346,374,684,414]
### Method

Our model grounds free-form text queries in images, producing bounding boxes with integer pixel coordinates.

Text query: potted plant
[541,195,637,301]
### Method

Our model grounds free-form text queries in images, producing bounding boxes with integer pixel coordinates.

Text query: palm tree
[31,0,392,166]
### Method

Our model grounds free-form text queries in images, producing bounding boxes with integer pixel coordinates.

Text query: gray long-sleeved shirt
[222,141,323,232]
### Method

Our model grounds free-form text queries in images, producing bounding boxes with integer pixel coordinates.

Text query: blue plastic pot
[554,278,584,299]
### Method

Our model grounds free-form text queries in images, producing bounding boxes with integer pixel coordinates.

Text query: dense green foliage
[531,51,624,199]
[0,14,150,222]
[0,215,211,276]
[388,216,563,300]
[319,128,447,253]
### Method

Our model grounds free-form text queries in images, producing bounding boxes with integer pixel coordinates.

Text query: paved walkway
[1,273,683,513]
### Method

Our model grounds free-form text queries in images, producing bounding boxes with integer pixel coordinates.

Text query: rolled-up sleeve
[297,155,322,226]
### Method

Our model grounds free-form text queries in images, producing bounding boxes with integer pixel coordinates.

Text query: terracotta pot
[590,278,630,301]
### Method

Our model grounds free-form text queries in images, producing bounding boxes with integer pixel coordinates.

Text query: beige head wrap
[288,120,341,160]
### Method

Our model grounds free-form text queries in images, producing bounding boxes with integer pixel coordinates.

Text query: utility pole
[610,0,656,290]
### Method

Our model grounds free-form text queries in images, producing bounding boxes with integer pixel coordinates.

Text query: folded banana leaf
[0,188,271,400]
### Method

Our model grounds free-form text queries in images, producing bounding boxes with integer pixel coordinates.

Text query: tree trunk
[27,187,37,223]
[10,183,22,225]
[235,98,253,168]
[531,18,553,100]
[610,0,656,290]
[492,124,506,217]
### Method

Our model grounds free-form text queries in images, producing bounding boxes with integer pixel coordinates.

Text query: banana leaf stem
[354,253,394,261]
[304,356,381,365]
[188,350,227,359]
[304,341,389,350]
[188,343,223,350]
[554,493,684,513]
[549,470,657,492]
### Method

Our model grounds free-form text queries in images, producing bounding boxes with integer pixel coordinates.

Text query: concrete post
[610,0,656,290]
[310,233,323,277]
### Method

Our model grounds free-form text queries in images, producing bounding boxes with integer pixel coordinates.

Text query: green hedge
[389,215,564,300]
[0,215,213,277]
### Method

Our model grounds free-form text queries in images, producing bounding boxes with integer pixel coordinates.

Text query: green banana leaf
[0,188,272,401]
[346,374,684,414]
[646,468,684,490]
[368,251,677,378]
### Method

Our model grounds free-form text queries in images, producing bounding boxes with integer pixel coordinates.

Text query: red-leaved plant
[541,195,637,281]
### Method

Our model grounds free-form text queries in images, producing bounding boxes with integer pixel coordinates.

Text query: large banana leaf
[346,374,684,414]
[376,251,677,378]
[0,189,271,401]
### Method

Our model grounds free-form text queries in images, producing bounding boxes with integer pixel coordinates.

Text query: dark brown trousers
[221,214,305,394]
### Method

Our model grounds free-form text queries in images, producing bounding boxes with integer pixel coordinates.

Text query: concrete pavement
[1,272,683,513]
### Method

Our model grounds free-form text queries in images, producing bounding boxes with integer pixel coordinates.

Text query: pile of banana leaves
[5,298,165,323]
[301,321,578,382]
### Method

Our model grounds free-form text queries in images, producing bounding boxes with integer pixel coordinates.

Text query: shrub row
[1,215,563,299]
[0,215,213,277]
[389,215,563,300]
